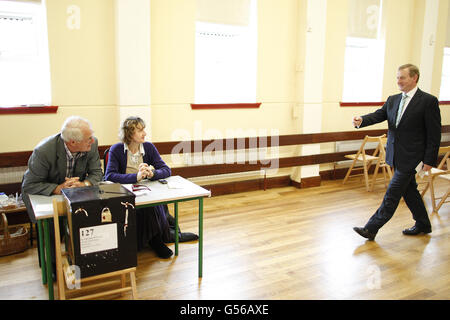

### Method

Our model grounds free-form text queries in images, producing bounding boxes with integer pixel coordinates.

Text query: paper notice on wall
[79,223,118,255]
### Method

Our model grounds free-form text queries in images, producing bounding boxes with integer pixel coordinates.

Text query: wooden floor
[0,177,448,300]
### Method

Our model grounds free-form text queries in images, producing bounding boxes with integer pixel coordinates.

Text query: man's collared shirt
[124,143,145,174]
[398,86,418,120]
[63,142,86,178]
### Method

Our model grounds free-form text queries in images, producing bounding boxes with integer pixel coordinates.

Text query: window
[0,0,51,107]
[439,5,450,101]
[440,48,450,101]
[342,0,384,102]
[194,0,257,104]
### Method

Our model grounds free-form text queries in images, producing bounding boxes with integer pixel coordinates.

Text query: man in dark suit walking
[352,64,441,240]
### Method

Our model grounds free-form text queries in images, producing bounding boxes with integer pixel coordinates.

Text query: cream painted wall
[1,106,118,152]
[381,0,416,97]
[47,0,116,106]
[1,0,118,152]
[1,0,449,155]
[411,0,426,68]
[150,0,299,143]
[257,0,298,104]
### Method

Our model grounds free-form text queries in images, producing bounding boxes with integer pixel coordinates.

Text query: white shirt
[123,143,145,157]
[398,86,418,120]
[124,143,145,174]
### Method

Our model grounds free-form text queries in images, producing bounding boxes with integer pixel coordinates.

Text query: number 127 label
[79,224,118,255]
[80,228,94,238]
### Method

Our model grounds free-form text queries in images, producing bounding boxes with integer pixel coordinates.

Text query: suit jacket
[360,88,441,172]
[21,133,103,196]
[104,142,171,184]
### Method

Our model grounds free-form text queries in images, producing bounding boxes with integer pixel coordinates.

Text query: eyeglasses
[132,184,151,192]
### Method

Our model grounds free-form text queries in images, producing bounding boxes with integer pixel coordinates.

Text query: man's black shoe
[353,227,377,241]
[402,226,431,236]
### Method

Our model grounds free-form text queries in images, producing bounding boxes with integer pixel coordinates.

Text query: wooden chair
[52,198,138,300]
[103,148,110,172]
[417,146,450,214]
[342,134,392,191]
[417,146,450,196]
[370,136,393,190]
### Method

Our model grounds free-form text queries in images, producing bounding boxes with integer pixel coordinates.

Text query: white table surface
[124,175,211,206]
[28,194,64,220]
[28,176,211,220]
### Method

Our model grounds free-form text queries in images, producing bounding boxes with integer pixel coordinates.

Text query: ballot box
[62,183,137,279]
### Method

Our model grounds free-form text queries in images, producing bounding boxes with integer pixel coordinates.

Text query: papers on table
[121,185,151,197]
[131,189,151,197]
[167,181,184,189]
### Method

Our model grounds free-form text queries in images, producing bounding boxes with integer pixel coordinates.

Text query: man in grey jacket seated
[22,116,103,276]
[22,116,102,196]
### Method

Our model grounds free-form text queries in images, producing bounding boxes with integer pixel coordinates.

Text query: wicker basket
[0,213,29,256]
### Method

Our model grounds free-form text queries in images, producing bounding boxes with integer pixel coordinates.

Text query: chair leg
[370,161,381,192]
[428,175,437,213]
[387,166,393,179]
[52,198,65,300]
[363,164,370,192]
[130,271,138,300]
[421,182,430,197]
[120,274,126,297]
[434,188,450,213]
[343,159,357,185]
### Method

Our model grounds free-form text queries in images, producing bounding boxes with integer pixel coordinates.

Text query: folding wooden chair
[342,134,391,191]
[426,166,450,214]
[370,136,393,190]
[417,146,450,196]
[417,146,450,214]
[52,198,138,300]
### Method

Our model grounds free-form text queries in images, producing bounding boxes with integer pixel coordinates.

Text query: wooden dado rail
[1,126,450,197]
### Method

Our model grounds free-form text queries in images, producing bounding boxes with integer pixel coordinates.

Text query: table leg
[43,219,54,300]
[174,202,179,256]
[37,220,46,285]
[30,222,33,247]
[199,197,203,278]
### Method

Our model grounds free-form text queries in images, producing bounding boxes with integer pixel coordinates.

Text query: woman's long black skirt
[135,204,170,251]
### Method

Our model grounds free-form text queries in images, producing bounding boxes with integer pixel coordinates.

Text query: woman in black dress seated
[105,116,173,258]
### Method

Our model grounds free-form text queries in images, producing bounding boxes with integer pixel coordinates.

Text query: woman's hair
[61,116,92,142]
[119,116,146,145]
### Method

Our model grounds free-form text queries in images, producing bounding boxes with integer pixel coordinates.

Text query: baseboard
[300,176,322,188]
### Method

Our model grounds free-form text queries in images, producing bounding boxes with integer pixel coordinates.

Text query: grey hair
[61,116,92,142]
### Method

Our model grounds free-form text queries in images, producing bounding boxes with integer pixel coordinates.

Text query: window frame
[0,0,54,114]
[193,0,258,106]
